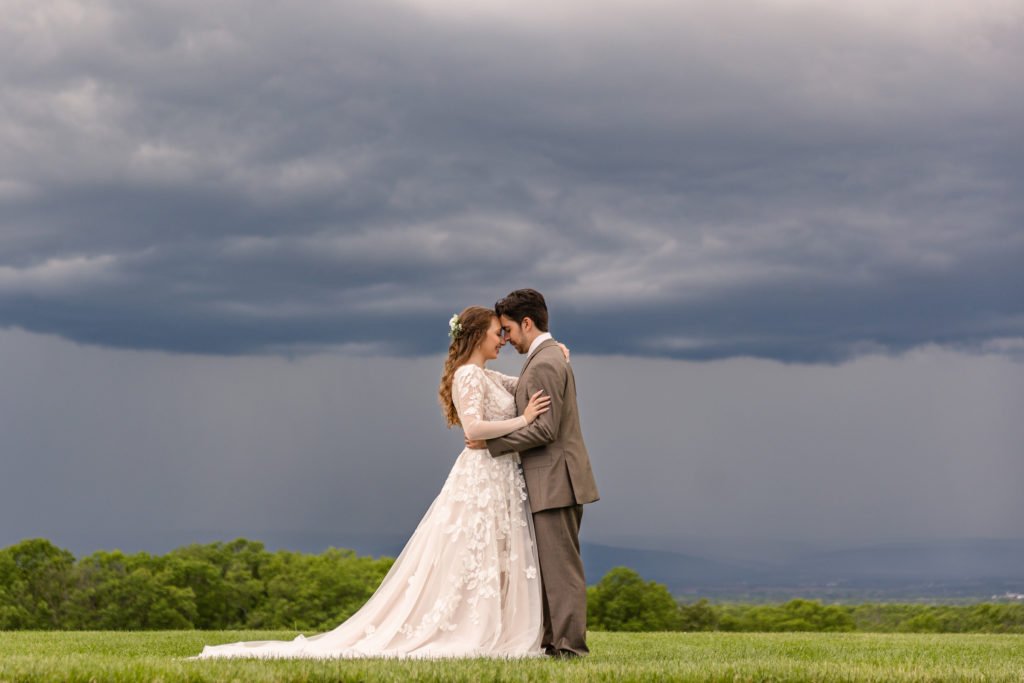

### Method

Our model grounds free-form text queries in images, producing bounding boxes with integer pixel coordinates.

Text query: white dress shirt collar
[527,332,553,358]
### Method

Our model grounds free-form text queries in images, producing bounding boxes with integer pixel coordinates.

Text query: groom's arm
[487,352,566,457]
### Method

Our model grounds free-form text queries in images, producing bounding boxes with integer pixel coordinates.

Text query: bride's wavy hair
[439,305,497,428]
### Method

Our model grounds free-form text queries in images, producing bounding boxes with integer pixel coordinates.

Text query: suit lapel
[518,338,557,377]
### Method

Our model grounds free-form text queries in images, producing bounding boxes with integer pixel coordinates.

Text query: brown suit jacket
[487,338,599,512]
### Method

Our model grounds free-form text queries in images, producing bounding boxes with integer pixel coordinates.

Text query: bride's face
[478,317,506,360]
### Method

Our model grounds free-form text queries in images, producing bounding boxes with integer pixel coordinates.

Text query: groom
[467,288,599,658]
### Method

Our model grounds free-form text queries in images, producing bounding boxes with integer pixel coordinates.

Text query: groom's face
[499,315,530,354]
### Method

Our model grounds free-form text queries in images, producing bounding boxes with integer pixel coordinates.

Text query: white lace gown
[193,364,543,659]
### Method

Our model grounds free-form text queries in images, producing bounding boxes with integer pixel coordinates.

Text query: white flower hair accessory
[448,314,462,340]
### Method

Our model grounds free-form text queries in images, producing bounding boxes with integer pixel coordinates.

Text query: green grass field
[1,630,1023,682]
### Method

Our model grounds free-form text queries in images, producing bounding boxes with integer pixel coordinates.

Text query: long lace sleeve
[484,368,518,394]
[453,365,528,441]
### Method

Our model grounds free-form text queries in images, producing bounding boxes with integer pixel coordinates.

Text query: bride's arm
[454,366,528,441]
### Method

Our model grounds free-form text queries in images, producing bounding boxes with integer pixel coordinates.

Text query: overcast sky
[1,0,1022,559]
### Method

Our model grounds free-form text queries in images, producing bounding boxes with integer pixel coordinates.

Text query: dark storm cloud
[1,0,1022,360]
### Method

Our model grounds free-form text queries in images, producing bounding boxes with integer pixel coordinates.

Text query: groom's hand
[465,436,487,449]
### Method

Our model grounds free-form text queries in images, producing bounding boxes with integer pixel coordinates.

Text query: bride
[193,305,562,659]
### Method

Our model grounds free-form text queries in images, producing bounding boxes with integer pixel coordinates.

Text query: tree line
[3,539,1023,632]
[0,538,392,630]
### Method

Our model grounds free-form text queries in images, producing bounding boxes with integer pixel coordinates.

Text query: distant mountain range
[579,538,1024,602]
[584,538,1024,584]
[581,542,774,587]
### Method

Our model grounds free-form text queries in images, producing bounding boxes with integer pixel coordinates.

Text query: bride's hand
[557,342,570,362]
[523,390,551,424]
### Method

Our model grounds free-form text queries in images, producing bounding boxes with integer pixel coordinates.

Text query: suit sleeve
[486,352,565,457]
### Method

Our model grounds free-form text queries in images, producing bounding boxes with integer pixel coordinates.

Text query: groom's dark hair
[495,289,549,332]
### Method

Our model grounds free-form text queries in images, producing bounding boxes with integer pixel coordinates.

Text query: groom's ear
[521,317,533,333]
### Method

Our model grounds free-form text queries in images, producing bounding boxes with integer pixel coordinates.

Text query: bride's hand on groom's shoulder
[557,342,570,362]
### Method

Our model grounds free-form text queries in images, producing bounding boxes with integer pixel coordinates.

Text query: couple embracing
[196,289,599,660]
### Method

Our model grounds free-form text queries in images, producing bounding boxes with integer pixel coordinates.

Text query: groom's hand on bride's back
[465,436,487,449]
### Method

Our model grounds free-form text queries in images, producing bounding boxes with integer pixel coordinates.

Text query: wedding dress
[193,364,543,659]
